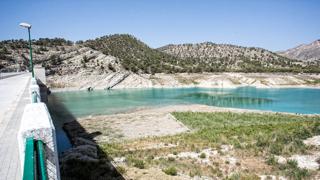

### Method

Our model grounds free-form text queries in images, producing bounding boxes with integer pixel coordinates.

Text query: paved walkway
[0,72,25,80]
[0,73,31,180]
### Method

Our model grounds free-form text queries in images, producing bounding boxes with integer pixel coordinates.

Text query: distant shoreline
[50,83,320,93]
[47,72,320,92]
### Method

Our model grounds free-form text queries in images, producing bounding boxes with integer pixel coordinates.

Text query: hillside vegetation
[99,112,320,179]
[1,34,320,75]
[84,34,193,74]
[159,43,320,73]
[0,38,122,76]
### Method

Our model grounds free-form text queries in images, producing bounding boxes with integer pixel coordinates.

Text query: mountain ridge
[1,34,319,75]
[158,41,319,72]
[278,39,320,61]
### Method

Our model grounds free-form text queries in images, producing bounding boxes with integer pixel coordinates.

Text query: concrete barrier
[18,103,60,180]
[31,77,37,85]
[29,84,41,103]
[29,77,41,103]
[34,67,46,85]
[18,77,60,179]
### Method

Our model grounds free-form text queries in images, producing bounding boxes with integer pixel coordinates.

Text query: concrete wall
[17,79,60,180]
[34,67,46,85]
[29,84,41,103]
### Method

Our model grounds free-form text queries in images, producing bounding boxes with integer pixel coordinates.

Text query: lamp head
[19,22,32,29]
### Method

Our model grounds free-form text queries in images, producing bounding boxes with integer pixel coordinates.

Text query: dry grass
[99,112,320,179]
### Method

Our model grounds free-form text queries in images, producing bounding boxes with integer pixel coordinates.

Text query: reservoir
[49,87,320,116]
[47,87,320,152]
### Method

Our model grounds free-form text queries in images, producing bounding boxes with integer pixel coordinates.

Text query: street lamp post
[19,22,34,77]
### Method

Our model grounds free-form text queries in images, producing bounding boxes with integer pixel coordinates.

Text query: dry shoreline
[48,72,320,91]
[61,104,320,179]
[65,104,319,143]
[51,84,320,93]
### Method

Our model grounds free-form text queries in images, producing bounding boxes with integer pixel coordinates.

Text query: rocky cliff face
[278,40,320,61]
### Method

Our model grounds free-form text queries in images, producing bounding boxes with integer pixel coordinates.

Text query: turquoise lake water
[47,87,320,153]
[49,87,320,116]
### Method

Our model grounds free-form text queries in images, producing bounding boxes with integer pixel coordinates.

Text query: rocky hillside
[0,38,123,76]
[159,43,283,61]
[84,34,194,74]
[1,34,320,78]
[278,39,320,61]
[158,42,317,72]
[86,35,318,73]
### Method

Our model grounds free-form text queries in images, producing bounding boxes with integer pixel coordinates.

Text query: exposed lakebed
[47,87,320,153]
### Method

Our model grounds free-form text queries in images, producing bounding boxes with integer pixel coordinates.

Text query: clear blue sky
[0,0,319,51]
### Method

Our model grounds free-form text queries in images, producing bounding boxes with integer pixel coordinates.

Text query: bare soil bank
[62,105,320,179]
[70,105,275,143]
[48,72,320,91]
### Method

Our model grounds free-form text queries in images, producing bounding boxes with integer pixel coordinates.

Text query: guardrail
[23,137,34,179]
[22,137,47,180]
[18,76,60,180]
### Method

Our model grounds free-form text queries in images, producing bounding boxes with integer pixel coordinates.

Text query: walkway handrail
[22,137,48,180]
[23,137,35,180]
[19,74,60,179]
[37,140,47,180]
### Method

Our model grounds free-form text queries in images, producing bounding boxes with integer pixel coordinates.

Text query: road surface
[0,73,30,180]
